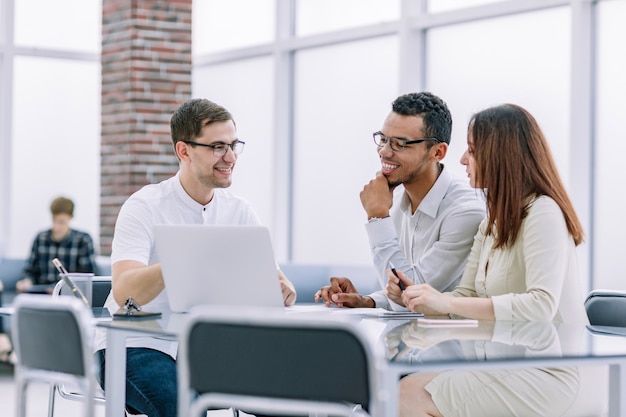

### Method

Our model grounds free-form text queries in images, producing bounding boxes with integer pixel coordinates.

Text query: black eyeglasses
[183,140,245,157]
[373,131,441,152]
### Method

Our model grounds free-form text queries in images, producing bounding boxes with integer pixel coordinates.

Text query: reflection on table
[382,318,626,417]
[98,310,626,417]
[384,318,626,364]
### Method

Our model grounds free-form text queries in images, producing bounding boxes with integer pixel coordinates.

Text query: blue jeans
[96,348,177,417]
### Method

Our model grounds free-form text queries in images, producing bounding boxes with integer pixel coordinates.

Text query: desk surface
[97,306,626,417]
[0,307,14,315]
[382,318,626,372]
[97,306,626,365]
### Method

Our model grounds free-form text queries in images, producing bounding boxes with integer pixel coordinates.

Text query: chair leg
[47,383,57,417]
[16,378,28,417]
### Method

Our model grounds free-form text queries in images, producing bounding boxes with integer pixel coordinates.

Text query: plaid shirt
[23,229,97,285]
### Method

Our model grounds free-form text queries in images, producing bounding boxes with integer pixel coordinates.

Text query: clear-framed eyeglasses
[183,140,245,157]
[372,131,441,152]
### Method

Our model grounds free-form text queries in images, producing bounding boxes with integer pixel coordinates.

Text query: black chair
[48,276,112,417]
[177,306,382,417]
[584,289,626,327]
[11,294,98,417]
[54,275,112,308]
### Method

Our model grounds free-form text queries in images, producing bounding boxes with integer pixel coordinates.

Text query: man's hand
[360,171,395,219]
[278,270,297,306]
[314,277,375,308]
[16,278,33,294]
[385,268,412,306]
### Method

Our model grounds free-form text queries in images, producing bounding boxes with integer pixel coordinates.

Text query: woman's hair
[469,103,584,248]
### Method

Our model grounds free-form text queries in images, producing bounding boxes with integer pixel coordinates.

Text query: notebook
[154,224,285,313]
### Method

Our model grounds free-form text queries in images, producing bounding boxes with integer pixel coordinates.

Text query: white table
[382,320,626,417]
[97,310,626,417]
[99,312,181,417]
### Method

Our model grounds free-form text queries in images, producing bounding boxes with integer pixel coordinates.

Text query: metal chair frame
[12,294,98,417]
[45,276,112,417]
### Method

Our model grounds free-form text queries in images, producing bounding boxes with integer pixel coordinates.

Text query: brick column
[100,0,192,255]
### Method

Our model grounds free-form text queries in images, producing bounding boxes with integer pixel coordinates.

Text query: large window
[428,0,507,13]
[292,37,398,264]
[190,0,615,294]
[192,0,276,55]
[427,7,571,184]
[0,0,4,45]
[1,0,623,294]
[193,57,275,232]
[0,0,100,258]
[594,0,626,289]
[295,0,399,36]
[11,56,100,254]
[14,0,99,52]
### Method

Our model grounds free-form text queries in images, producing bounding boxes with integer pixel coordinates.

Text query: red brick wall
[100,0,192,255]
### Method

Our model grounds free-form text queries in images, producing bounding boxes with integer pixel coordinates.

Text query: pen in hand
[389,262,406,292]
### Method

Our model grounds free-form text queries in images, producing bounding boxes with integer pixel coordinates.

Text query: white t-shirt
[94,172,261,356]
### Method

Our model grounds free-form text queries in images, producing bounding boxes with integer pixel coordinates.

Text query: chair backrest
[11,294,97,417]
[178,306,381,417]
[52,276,110,411]
[585,289,626,327]
[53,276,112,307]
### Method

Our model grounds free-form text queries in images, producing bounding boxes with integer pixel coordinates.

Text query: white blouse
[451,195,588,324]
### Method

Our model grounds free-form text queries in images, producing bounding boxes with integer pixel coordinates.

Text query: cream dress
[424,196,605,417]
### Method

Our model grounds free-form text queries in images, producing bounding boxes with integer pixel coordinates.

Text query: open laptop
[154,224,285,313]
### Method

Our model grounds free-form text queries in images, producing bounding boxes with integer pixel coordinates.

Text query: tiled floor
[0,362,106,417]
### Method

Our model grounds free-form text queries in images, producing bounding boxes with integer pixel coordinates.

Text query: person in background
[16,196,96,294]
[395,103,600,417]
[315,92,485,309]
[0,280,15,364]
[93,98,297,417]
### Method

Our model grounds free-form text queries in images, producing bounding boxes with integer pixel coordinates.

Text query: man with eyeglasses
[315,92,485,310]
[93,98,297,417]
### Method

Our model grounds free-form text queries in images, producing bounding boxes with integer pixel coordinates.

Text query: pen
[51,258,90,307]
[389,262,406,291]
[51,257,69,275]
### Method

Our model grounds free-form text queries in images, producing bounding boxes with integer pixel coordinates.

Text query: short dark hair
[391,92,452,145]
[170,98,234,146]
[50,197,74,216]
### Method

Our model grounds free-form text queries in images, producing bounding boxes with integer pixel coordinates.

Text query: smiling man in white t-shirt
[94,98,297,417]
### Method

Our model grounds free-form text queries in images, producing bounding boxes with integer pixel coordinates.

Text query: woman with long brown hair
[390,104,602,416]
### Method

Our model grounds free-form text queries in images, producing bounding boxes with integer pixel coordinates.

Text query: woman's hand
[401,321,461,350]
[402,282,452,315]
[393,269,496,320]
